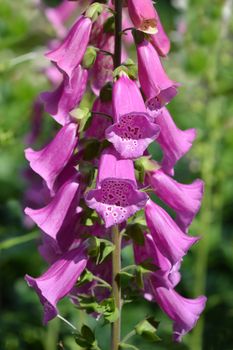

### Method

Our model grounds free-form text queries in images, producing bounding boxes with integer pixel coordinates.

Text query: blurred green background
[0,0,233,349]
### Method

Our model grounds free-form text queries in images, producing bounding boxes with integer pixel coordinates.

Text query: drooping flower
[44,0,78,38]
[85,97,112,141]
[25,245,88,324]
[147,169,204,230]
[46,15,92,78]
[127,0,158,34]
[106,74,160,159]
[136,39,179,110]
[25,123,77,193]
[134,234,181,290]
[85,147,148,228]
[25,181,81,250]
[150,8,170,57]
[152,286,207,342]
[41,65,88,126]
[154,108,196,175]
[145,200,199,265]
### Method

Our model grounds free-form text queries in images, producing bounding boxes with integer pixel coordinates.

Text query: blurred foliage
[0,0,233,350]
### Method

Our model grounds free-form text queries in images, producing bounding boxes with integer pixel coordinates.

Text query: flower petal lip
[85,178,149,228]
[105,112,160,159]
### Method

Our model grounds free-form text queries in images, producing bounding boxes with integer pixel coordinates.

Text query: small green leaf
[103,16,115,33]
[87,237,115,264]
[125,223,145,246]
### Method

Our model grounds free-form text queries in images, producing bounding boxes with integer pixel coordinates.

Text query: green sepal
[76,269,94,287]
[77,295,119,324]
[82,46,97,69]
[85,2,104,22]
[135,317,161,342]
[70,107,91,132]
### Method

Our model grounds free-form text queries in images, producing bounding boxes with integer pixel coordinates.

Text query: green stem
[111,225,122,350]
[114,0,122,69]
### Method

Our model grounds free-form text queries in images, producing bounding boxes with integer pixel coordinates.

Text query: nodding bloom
[146,169,204,231]
[85,147,149,228]
[136,39,179,110]
[154,108,196,175]
[134,234,181,290]
[25,181,81,251]
[105,74,160,159]
[91,35,115,95]
[25,244,88,324]
[41,65,88,126]
[25,123,78,193]
[151,286,207,342]
[44,0,78,38]
[145,200,199,266]
[150,8,170,57]
[127,0,158,34]
[85,97,112,141]
[46,15,92,78]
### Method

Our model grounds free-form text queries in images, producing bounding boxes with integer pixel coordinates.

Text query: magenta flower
[134,234,181,290]
[147,169,204,230]
[127,0,157,34]
[41,65,88,125]
[45,1,78,38]
[145,200,199,265]
[25,123,77,193]
[25,245,88,324]
[106,74,160,159]
[85,97,112,141]
[150,8,170,57]
[136,40,179,110]
[152,287,207,342]
[154,108,196,175]
[85,148,148,228]
[46,15,92,78]
[25,181,80,250]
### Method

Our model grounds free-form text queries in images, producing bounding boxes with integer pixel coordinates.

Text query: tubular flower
[25,123,78,193]
[41,65,88,125]
[136,39,179,110]
[127,0,158,34]
[145,200,199,265]
[150,8,171,57]
[25,181,80,250]
[85,148,148,228]
[146,169,204,231]
[46,15,92,78]
[25,245,88,324]
[154,107,196,175]
[106,74,160,159]
[152,286,207,342]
